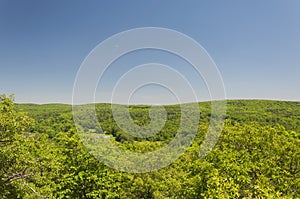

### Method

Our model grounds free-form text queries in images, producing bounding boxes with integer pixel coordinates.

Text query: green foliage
[0,96,298,198]
[0,95,61,198]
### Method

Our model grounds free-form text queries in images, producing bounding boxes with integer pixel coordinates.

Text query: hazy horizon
[14,97,299,106]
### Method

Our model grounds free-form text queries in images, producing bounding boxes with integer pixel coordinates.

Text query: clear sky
[0,0,299,104]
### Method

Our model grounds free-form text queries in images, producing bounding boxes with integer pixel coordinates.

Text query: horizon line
[15,98,300,106]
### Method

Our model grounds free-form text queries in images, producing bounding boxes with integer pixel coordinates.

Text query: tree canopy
[0,95,298,198]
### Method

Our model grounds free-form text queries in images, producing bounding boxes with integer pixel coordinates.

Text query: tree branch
[4,167,35,183]
[22,181,48,198]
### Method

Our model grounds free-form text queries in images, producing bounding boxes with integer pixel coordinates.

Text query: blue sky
[0,0,299,104]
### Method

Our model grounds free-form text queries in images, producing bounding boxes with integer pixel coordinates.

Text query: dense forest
[1,94,299,198]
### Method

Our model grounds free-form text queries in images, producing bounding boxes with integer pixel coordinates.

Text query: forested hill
[16,100,300,132]
[1,97,299,198]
